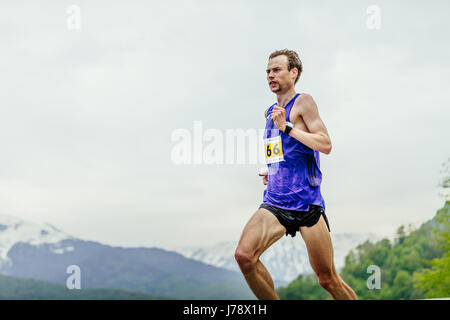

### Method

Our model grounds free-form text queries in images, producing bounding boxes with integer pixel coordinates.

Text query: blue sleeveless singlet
[262,93,325,211]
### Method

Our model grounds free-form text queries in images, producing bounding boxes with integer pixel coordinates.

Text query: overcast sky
[0,0,448,250]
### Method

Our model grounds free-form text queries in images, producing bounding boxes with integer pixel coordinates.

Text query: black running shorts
[259,203,331,237]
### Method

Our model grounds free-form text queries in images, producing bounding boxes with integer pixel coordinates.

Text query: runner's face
[266,55,294,93]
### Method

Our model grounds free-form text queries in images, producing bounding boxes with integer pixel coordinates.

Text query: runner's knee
[234,248,257,274]
[318,272,339,291]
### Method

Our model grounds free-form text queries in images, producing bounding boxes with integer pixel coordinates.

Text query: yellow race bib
[264,135,284,164]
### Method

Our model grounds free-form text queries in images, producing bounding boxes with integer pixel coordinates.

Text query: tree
[413,201,450,298]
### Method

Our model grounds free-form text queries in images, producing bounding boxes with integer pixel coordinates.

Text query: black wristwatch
[283,122,294,135]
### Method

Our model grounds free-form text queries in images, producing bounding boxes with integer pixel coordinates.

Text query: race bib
[264,135,284,164]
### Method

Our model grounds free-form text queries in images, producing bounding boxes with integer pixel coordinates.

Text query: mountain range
[0,215,253,299]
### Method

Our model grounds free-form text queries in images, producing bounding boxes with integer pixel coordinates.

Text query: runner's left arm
[288,94,332,154]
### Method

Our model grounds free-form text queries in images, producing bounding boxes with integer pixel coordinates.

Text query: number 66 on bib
[264,135,284,164]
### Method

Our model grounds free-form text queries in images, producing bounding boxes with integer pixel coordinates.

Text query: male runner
[234,49,357,300]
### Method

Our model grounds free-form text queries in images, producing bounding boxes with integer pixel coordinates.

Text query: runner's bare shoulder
[296,93,314,106]
[293,93,315,115]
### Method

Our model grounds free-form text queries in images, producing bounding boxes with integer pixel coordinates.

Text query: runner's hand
[271,106,287,132]
[259,168,268,185]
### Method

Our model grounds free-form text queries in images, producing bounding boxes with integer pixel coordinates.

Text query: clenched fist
[271,106,287,132]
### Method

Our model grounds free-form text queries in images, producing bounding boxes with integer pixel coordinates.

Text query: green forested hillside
[0,274,171,300]
[277,201,450,300]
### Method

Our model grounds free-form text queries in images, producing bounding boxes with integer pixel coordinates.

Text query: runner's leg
[300,215,358,300]
[235,208,286,300]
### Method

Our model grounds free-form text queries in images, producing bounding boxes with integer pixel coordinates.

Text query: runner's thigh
[299,215,334,275]
[237,208,286,259]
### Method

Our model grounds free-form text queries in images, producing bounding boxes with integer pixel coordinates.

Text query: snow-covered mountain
[173,233,379,284]
[0,214,254,299]
[0,215,74,268]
